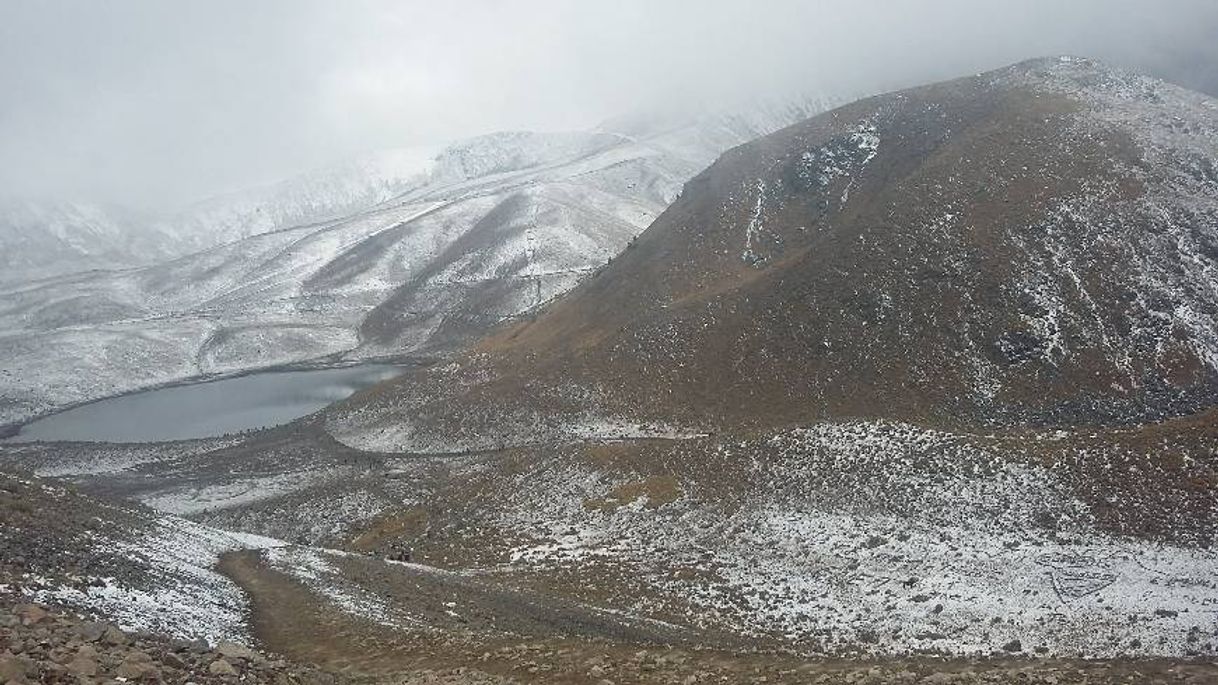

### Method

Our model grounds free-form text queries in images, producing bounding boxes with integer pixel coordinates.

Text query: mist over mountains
[4,0,1218,211]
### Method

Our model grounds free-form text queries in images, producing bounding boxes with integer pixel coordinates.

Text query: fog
[3,0,1217,209]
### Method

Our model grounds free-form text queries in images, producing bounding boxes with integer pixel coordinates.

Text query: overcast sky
[3,0,1218,209]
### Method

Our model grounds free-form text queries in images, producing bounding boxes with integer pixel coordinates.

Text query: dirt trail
[218,548,714,682]
[218,549,1218,685]
[221,549,501,680]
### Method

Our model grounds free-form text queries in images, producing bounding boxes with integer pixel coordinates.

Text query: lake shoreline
[1,352,434,444]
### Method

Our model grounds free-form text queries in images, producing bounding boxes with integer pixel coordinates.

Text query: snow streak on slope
[36,516,285,644]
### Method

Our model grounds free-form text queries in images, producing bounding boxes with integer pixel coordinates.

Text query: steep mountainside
[332,56,1218,453]
[0,98,839,427]
[153,146,439,252]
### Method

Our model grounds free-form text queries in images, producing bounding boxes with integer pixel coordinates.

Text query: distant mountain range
[0,147,437,285]
[0,94,841,426]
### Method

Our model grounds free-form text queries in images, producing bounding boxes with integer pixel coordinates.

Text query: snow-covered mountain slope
[0,199,175,285]
[152,146,438,252]
[0,469,284,644]
[0,148,437,286]
[0,97,840,427]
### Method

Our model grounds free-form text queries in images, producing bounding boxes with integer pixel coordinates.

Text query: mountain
[0,199,174,285]
[151,146,438,251]
[0,148,436,286]
[331,56,1218,450]
[0,96,840,427]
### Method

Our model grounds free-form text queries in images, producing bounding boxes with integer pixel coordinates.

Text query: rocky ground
[27,413,1205,660]
[4,575,1217,685]
[216,544,1218,685]
[9,587,1214,685]
[3,447,1216,684]
[0,599,342,684]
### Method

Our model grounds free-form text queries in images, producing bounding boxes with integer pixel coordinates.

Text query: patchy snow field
[35,518,285,644]
[486,421,1217,657]
[263,546,421,631]
[0,471,285,645]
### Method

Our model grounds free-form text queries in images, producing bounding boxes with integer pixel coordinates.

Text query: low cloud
[1,0,1216,208]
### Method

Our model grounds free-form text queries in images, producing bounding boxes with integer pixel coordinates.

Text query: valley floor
[1,409,1215,683]
[215,546,1218,684]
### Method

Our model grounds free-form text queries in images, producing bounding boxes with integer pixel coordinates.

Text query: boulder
[0,653,33,682]
[12,605,47,626]
[66,657,98,677]
[115,658,158,680]
[101,625,130,646]
[76,621,109,642]
[162,652,188,670]
[216,640,258,662]
[209,658,239,676]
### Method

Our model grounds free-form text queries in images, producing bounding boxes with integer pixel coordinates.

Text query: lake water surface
[6,364,401,443]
